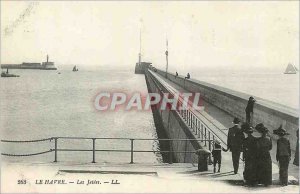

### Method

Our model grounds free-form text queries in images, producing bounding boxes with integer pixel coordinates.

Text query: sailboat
[284,63,298,74]
[72,65,78,72]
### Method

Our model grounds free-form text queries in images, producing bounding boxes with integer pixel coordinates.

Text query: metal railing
[1,137,213,164]
[147,69,228,150]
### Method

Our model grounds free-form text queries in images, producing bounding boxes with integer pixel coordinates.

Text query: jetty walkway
[149,69,299,180]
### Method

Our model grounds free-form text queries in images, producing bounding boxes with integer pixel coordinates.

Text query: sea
[192,69,299,110]
[0,66,298,163]
[0,66,161,163]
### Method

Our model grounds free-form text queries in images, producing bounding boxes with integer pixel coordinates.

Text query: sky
[1,1,299,72]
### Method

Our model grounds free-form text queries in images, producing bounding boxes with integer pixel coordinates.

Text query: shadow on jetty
[150,105,176,163]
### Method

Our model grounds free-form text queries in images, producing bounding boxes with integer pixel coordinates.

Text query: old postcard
[1,0,299,193]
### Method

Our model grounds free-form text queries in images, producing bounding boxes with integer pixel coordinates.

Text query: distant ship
[1,68,19,78]
[284,63,298,74]
[1,55,57,70]
[72,65,78,72]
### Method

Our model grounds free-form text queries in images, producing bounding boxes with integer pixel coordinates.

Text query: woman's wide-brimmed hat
[255,123,269,133]
[273,125,290,136]
[241,122,254,134]
[232,117,241,124]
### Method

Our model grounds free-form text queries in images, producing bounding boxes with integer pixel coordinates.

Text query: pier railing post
[208,131,211,151]
[200,124,203,140]
[186,110,188,121]
[169,140,173,164]
[195,119,198,135]
[192,115,194,132]
[190,112,192,127]
[204,128,207,146]
[54,138,58,162]
[186,111,188,123]
[92,138,96,163]
[130,139,134,164]
[208,138,213,165]
[188,111,191,127]
[198,122,201,138]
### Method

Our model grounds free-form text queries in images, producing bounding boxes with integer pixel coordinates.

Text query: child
[212,139,226,173]
[274,125,291,186]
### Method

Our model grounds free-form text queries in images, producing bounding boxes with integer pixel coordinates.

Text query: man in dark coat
[227,117,244,174]
[242,122,258,186]
[274,125,291,186]
[245,96,256,125]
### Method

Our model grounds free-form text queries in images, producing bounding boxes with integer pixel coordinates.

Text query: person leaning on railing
[175,71,178,79]
[185,73,190,79]
[245,96,256,125]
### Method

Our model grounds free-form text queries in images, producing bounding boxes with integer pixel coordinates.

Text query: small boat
[284,63,298,74]
[1,68,19,77]
[72,65,78,72]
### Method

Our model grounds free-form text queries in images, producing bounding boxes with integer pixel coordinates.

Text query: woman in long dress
[255,123,272,186]
[242,123,258,186]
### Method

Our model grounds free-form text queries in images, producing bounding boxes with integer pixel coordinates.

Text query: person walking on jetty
[245,96,256,125]
[255,123,272,186]
[175,71,178,79]
[212,139,227,173]
[274,125,291,186]
[242,122,258,186]
[227,117,244,174]
[293,129,299,166]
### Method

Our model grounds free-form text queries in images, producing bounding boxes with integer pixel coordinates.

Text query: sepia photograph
[1,0,299,193]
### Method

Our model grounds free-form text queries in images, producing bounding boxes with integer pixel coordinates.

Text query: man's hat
[241,122,254,134]
[255,123,269,133]
[273,125,289,136]
[232,117,240,124]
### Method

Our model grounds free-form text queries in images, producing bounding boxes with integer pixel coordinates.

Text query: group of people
[210,96,298,187]
[211,118,298,187]
[226,118,294,187]
[174,71,190,79]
